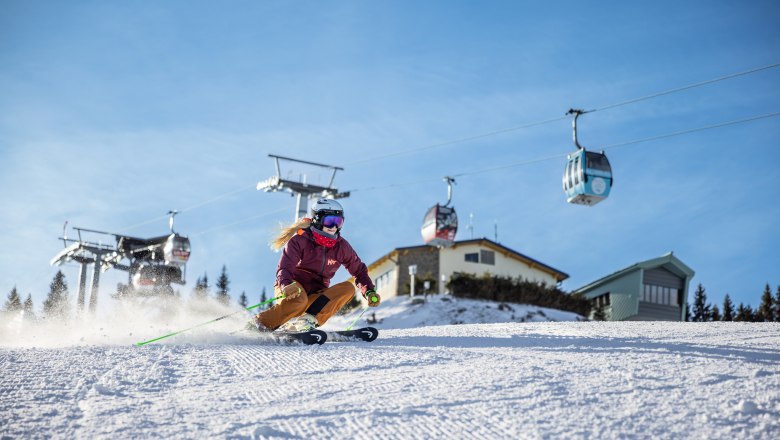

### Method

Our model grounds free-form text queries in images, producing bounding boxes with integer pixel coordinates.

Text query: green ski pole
[135,295,285,346]
[345,291,381,330]
[345,306,369,331]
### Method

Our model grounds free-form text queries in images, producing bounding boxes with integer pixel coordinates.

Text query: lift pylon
[257,154,350,220]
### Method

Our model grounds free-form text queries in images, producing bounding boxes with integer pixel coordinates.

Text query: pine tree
[722,294,735,322]
[4,286,22,312]
[260,287,268,310]
[216,265,230,305]
[710,304,721,322]
[239,291,248,308]
[193,273,209,300]
[775,285,780,323]
[43,270,71,320]
[735,303,755,322]
[735,303,747,322]
[691,284,711,322]
[757,283,774,322]
[592,304,606,321]
[23,294,36,320]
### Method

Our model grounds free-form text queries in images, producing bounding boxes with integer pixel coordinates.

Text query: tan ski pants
[256,281,356,330]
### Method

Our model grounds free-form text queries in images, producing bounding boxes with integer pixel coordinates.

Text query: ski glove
[280,282,305,299]
[363,289,381,307]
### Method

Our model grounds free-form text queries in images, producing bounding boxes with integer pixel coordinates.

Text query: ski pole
[345,306,369,331]
[345,291,381,330]
[135,295,285,347]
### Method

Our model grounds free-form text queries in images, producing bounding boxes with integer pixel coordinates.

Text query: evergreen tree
[592,303,607,321]
[23,294,36,320]
[710,304,721,322]
[193,276,201,296]
[239,290,248,308]
[691,284,710,322]
[4,286,22,312]
[193,273,209,300]
[260,287,268,310]
[216,265,230,305]
[735,303,754,322]
[757,283,774,322]
[43,270,71,320]
[722,294,735,322]
[775,285,780,323]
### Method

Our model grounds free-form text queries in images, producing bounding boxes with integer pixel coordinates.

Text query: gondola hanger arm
[567,108,592,151]
[443,176,456,207]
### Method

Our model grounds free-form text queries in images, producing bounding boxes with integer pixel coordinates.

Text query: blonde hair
[270,218,312,251]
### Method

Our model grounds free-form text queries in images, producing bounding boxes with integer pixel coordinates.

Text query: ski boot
[245,315,272,334]
[278,313,319,333]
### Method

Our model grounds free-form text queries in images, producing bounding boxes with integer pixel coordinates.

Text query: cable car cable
[344,110,780,192]
[184,110,780,237]
[589,62,780,114]
[190,206,289,236]
[444,111,780,178]
[116,183,256,233]
[600,111,780,150]
[115,63,780,233]
[343,115,569,167]
[344,62,780,167]
[450,152,570,179]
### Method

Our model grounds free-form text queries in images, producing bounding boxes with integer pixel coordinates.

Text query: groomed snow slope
[1,297,779,439]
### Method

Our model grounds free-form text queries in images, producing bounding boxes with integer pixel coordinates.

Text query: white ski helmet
[310,198,344,229]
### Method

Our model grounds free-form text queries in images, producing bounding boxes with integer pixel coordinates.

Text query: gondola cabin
[163,233,191,265]
[118,232,190,291]
[131,263,185,289]
[421,204,458,247]
[563,149,613,206]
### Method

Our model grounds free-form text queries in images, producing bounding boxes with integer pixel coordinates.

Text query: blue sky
[1,1,778,314]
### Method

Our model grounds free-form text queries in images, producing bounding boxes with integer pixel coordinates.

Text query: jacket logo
[327,259,338,266]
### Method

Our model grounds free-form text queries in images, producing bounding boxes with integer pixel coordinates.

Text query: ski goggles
[321,215,344,228]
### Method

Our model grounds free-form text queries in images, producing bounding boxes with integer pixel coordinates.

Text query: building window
[480,250,495,265]
[374,269,394,291]
[643,284,679,306]
[464,250,495,265]
[593,293,610,308]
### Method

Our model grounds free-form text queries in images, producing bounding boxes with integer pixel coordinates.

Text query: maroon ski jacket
[276,228,375,295]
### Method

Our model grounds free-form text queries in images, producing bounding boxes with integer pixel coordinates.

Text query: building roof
[572,252,695,294]
[367,238,569,282]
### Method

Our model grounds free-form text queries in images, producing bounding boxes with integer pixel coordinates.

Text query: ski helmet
[310,198,344,230]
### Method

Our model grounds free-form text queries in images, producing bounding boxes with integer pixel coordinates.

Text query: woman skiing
[251,198,381,332]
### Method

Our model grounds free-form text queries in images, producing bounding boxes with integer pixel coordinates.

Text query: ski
[267,329,328,345]
[237,326,327,345]
[325,327,379,342]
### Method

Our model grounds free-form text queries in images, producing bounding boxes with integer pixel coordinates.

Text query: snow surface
[2,295,779,439]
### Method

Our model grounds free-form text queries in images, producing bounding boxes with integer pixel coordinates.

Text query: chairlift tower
[50,226,121,313]
[51,212,192,313]
[257,154,350,220]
